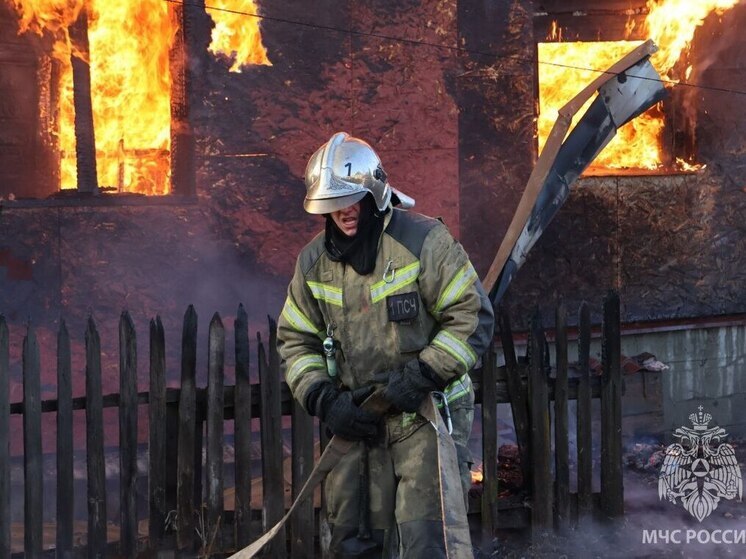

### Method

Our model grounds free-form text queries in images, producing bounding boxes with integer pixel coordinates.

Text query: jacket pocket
[393,294,429,353]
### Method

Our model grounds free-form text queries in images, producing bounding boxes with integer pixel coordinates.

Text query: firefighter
[277,132,494,558]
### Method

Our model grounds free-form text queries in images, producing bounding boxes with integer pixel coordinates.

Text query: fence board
[0,317,9,558]
[291,399,315,558]
[576,302,593,523]
[206,313,225,553]
[554,302,570,531]
[177,305,198,551]
[0,297,626,556]
[234,304,252,549]
[601,292,624,519]
[259,319,286,558]
[498,308,530,486]
[86,317,107,558]
[528,314,552,539]
[166,400,180,525]
[319,421,332,557]
[480,342,498,552]
[149,317,167,549]
[22,325,43,556]
[57,320,74,557]
[119,312,138,557]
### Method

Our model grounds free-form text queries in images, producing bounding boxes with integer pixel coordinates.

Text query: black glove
[306,382,379,442]
[382,359,446,413]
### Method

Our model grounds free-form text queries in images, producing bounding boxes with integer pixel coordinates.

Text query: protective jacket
[278,208,494,411]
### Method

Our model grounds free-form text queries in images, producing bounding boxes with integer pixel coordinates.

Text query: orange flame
[471,468,484,484]
[538,41,663,170]
[8,0,270,194]
[207,1,271,72]
[645,0,739,77]
[538,0,738,171]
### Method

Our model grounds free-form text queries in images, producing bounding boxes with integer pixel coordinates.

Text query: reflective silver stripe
[444,372,472,403]
[370,261,420,304]
[432,331,477,370]
[306,281,343,307]
[281,298,320,335]
[286,354,325,385]
[434,263,478,313]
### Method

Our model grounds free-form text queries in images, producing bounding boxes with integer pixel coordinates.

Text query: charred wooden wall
[505,3,746,327]
[0,2,57,199]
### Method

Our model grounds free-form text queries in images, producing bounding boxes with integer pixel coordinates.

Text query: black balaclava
[325,194,387,275]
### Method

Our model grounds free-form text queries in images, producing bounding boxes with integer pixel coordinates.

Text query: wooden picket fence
[0,293,623,557]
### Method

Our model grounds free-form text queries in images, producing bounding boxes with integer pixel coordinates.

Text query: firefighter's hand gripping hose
[308,382,379,442]
[376,358,445,413]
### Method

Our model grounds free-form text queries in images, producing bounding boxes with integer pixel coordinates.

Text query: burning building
[0,0,745,515]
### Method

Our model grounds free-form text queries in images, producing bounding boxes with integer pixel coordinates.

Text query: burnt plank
[206,313,225,552]
[22,325,43,556]
[119,312,138,557]
[165,399,179,526]
[319,419,331,554]
[291,397,315,558]
[234,304,252,548]
[149,317,167,549]
[177,305,198,551]
[68,6,98,192]
[169,0,196,196]
[554,302,570,531]
[86,317,107,557]
[259,319,286,558]
[498,307,530,485]
[480,342,498,552]
[576,302,593,523]
[0,317,10,558]
[57,320,74,556]
[529,313,552,539]
[600,291,624,519]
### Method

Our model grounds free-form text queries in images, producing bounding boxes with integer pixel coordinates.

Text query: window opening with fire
[5,0,270,197]
[537,0,738,174]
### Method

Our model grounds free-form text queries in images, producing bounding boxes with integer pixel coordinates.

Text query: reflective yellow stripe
[306,281,343,307]
[432,331,477,370]
[370,262,420,304]
[281,298,320,335]
[401,411,418,427]
[444,372,472,403]
[286,354,325,385]
[434,263,478,313]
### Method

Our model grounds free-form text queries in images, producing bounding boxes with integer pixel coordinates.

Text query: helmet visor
[303,191,367,215]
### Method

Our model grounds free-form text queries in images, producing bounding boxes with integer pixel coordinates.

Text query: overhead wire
[164,0,746,98]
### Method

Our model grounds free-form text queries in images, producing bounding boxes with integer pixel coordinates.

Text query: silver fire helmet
[304,132,415,214]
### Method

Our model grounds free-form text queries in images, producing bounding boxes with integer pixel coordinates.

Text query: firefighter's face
[330,202,361,237]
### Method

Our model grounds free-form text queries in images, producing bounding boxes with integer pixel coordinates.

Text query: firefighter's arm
[276,259,329,412]
[417,225,495,385]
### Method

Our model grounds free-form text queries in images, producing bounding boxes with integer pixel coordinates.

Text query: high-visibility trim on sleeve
[306,281,343,307]
[281,297,321,335]
[433,263,478,314]
[286,354,326,385]
[431,330,478,370]
[444,372,472,404]
[434,373,473,410]
[370,261,420,304]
